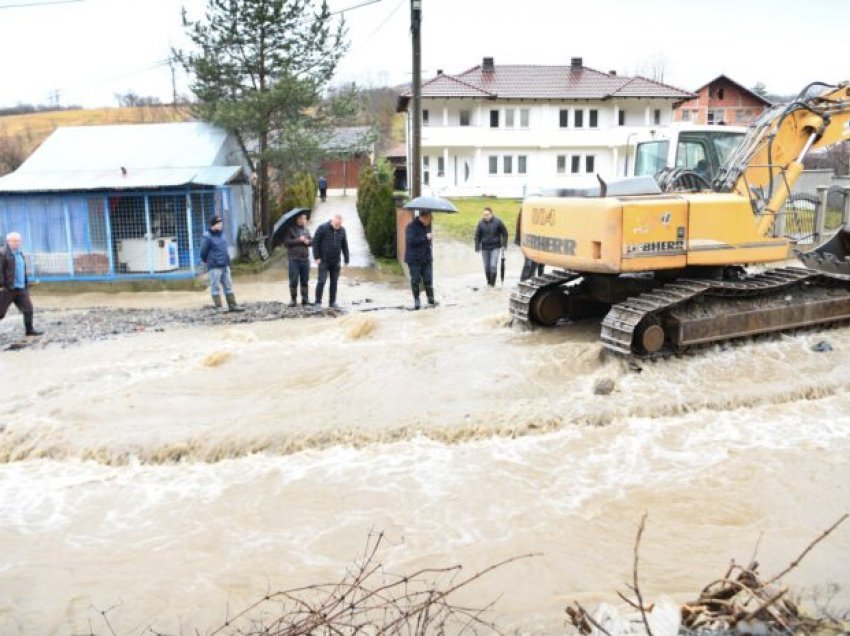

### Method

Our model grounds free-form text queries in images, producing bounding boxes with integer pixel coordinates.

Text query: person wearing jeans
[474,207,509,287]
[199,215,244,312]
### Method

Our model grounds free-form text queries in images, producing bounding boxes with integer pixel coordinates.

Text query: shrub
[275,172,317,224]
[358,161,397,258]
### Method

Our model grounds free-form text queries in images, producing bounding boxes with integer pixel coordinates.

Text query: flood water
[1,222,850,634]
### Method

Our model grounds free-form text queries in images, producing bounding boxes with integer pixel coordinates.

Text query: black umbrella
[402,196,458,214]
[271,208,312,248]
[500,248,506,284]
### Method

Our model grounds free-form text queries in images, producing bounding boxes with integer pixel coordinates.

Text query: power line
[0,0,83,9]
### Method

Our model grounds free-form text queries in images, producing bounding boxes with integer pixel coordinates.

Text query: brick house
[674,75,772,126]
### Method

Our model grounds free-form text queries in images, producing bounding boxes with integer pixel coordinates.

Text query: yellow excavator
[510,82,850,357]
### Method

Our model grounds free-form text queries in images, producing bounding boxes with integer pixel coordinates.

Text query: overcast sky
[0,0,847,108]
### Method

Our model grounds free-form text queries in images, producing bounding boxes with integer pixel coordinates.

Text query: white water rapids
[1,235,849,634]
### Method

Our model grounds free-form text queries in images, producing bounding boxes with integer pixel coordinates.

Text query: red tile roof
[398,63,693,109]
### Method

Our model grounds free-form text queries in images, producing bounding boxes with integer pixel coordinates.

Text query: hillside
[0,105,193,174]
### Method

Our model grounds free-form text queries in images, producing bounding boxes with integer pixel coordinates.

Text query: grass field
[0,105,192,156]
[431,197,522,243]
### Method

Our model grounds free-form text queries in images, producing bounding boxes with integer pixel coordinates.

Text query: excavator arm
[714,83,850,235]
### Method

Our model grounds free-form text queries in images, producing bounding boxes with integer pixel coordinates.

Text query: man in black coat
[312,213,349,308]
[404,211,435,309]
[515,209,544,281]
[0,231,43,337]
[474,207,508,286]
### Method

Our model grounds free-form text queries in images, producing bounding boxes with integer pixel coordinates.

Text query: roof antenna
[120,166,127,176]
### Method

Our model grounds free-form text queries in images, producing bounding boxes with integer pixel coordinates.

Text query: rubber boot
[212,295,223,310]
[301,286,310,306]
[24,312,43,336]
[225,293,245,312]
[288,286,297,308]
[488,272,496,287]
[425,285,437,307]
[411,282,421,310]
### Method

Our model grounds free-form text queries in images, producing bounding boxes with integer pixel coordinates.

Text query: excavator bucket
[797,225,850,278]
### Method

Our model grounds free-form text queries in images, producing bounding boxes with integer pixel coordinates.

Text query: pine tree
[176,0,347,234]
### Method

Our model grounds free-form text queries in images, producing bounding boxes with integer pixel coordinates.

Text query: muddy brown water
[1,239,849,634]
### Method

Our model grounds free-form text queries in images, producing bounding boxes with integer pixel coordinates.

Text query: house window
[681,109,691,122]
[488,155,498,174]
[490,109,499,128]
[519,109,529,127]
[556,155,566,174]
[574,109,584,128]
[503,155,513,174]
[585,155,596,173]
[571,155,581,173]
[518,155,527,174]
[423,156,430,185]
[618,109,625,126]
[707,108,725,124]
[589,109,598,128]
[653,109,661,125]
[422,109,429,126]
[505,109,515,127]
[718,88,725,99]
[559,109,569,128]
[437,156,445,177]
[460,110,470,126]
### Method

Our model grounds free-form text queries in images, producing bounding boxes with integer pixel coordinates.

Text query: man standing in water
[404,211,436,310]
[283,212,312,307]
[474,207,508,287]
[0,232,43,337]
[312,213,349,309]
[200,215,244,312]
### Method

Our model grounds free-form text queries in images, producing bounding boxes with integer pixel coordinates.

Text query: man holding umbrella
[283,211,312,306]
[474,207,509,287]
[404,211,436,310]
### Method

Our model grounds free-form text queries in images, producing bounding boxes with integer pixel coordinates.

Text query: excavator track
[509,270,588,326]
[600,267,850,358]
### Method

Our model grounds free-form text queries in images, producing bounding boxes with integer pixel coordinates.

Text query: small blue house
[0,122,253,281]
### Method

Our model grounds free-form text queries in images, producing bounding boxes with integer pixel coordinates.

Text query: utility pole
[169,56,177,105]
[410,0,422,197]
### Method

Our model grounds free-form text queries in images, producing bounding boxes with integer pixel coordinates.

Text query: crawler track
[601,267,850,357]
[510,266,850,358]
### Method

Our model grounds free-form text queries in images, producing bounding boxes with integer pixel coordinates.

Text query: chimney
[482,57,494,73]
[571,57,583,68]
[436,69,443,75]
[609,70,617,76]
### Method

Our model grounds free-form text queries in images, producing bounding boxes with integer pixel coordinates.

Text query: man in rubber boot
[283,212,312,307]
[0,232,44,337]
[474,207,508,287]
[200,215,244,312]
[404,211,436,309]
[312,213,349,309]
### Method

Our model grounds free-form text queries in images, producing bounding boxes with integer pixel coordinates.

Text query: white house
[398,57,695,197]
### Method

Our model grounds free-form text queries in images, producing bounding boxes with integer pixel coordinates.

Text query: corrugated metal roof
[0,166,244,193]
[0,121,247,194]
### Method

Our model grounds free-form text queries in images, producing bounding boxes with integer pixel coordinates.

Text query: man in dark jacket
[199,215,244,312]
[404,211,435,309]
[0,231,43,337]
[283,212,312,306]
[474,207,509,286]
[312,213,349,308]
[317,175,328,202]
